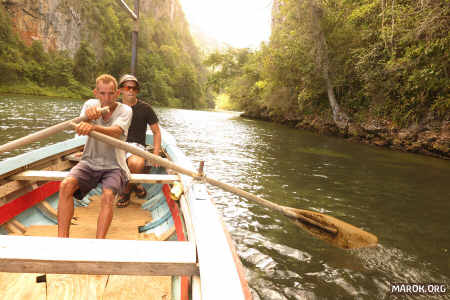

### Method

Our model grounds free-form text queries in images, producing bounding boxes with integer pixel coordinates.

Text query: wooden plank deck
[103,275,171,300]
[0,193,186,299]
[46,274,108,300]
[0,272,46,300]
[22,194,153,240]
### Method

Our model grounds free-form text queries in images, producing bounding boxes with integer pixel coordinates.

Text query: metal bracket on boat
[192,161,209,200]
[194,161,206,182]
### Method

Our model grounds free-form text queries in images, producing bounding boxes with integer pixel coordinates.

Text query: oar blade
[285,207,378,249]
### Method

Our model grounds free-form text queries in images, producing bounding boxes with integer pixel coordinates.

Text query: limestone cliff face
[2,0,82,55]
[1,0,186,56]
[142,0,190,42]
[141,0,182,22]
[271,0,283,31]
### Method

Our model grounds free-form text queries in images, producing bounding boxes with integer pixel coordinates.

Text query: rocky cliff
[0,0,204,107]
[243,107,449,159]
[2,0,81,54]
[297,115,450,159]
[2,0,186,56]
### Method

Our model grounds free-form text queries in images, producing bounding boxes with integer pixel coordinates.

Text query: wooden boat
[0,130,252,299]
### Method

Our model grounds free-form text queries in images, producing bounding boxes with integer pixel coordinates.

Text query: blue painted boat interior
[0,133,177,240]
[0,130,188,299]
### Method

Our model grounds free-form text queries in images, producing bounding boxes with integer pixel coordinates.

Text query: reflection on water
[1,96,449,299]
[158,108,450,299]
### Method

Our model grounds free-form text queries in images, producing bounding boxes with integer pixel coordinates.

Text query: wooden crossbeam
[129,173,179,184]
[0,235,198,276]
[11,170,180,184]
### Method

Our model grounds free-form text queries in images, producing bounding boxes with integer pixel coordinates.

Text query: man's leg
[129,155,147,196]
[96,188,115,239]
[58,177,79,238]
[118,154,146,204]
[128,155,146,173]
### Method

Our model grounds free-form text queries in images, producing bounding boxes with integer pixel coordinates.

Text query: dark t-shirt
[126,99,159,146]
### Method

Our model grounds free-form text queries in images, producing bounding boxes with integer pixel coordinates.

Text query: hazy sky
[178,0,273,49]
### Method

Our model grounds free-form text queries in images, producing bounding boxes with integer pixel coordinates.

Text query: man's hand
[75,122,95,136]
[152,151,160,168]
[85,106,103,120]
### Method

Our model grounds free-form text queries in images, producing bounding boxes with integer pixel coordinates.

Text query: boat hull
[0,130,252,299]
[0,135,188,299]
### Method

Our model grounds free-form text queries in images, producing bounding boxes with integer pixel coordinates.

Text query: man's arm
[93,124,124,139]
[75,106,125,139]
[149,123,161,156]
[75,122,123,139]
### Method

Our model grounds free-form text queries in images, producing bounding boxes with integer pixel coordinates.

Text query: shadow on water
[1,98,449,299]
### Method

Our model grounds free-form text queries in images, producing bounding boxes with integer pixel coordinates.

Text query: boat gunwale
[0,137,87,180]
[161,132,252,300]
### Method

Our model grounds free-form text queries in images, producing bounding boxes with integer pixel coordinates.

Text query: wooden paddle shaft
[85,128,338,234]
[204,177,338,234]
[0,107,110,154]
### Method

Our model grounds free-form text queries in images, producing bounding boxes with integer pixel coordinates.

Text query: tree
[73,42,96,84]
[300,0,350,130]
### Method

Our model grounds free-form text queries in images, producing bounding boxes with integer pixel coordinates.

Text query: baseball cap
[119,74,139,89]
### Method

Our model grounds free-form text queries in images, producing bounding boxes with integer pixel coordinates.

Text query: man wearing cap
[116,74,162,207]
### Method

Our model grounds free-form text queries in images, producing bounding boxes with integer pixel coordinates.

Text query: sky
[178,0,273,49]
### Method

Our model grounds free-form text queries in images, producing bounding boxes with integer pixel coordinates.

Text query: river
[1,94,449,299]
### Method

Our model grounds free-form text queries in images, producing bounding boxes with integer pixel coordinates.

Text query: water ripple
[2,100,449,300]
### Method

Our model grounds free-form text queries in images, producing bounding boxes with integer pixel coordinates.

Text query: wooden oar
[0,107,110,154]
[84,128,378,249]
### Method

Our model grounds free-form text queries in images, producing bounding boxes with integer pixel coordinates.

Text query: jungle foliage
[205,0,449,126]
[0,5,89,98]
[0,0,207,108]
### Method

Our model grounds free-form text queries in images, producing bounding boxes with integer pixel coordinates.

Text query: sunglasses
[121,85,139,92]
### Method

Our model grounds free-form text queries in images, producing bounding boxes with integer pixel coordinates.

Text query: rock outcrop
[1,0,186,56]
[242,108,450,159]
[141,0,181,22]
[2,0,82,55]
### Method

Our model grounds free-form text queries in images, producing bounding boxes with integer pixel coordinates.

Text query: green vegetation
[0,5,90,98]
[205,0,449,127]
[205,48,264,114]
[0,0,207,107]
[2,0,447,118]
[214,94,233,110]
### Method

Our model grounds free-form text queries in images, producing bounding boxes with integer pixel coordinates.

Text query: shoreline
[241,112,450,160]
[0,83,91,100]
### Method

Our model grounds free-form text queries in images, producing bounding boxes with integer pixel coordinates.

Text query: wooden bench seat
[0,235,198,276]
[11,170,179,184]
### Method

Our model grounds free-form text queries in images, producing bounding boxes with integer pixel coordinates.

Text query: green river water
[0,95,449,299]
